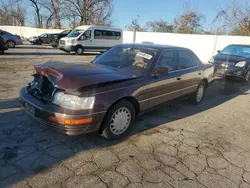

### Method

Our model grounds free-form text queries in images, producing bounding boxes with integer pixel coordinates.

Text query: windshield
[93,45,158,74]
[220,45,250,58]
[67,29,84,37]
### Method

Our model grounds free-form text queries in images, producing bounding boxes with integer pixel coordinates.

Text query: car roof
[228,44,250,48]
[119,43,188,50]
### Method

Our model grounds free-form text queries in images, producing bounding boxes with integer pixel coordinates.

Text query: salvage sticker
[136,52,152,60]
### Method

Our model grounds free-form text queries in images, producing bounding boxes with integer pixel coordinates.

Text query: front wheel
[7,40,15,48]
[191,81,206,105]
[75,46,84,55]
[100,100,135,140]
[244,69,250,82]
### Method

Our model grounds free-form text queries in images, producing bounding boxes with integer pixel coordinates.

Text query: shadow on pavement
[0,79,249,187]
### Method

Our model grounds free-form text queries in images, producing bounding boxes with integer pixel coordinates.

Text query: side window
[94,30,121,40]
[156,51,178,72]
[79,30,91,40]
[178,50,197,69]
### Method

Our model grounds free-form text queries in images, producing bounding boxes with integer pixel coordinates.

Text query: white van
[58,25,123,55]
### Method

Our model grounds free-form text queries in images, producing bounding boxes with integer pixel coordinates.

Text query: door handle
[198,71,202,75]
[176,77,181,80]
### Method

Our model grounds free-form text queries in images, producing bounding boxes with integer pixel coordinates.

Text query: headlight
[67,39,75,44]
[209,57,214,64]
[235,61,246,67]
[52,92,95,110]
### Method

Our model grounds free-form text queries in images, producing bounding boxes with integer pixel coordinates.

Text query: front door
[77,30,93,50]
[145,50,184,109]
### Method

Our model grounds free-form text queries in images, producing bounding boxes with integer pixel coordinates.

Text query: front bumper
[58,45,75,52]
[19,87,106,136]
[214,66,246,79]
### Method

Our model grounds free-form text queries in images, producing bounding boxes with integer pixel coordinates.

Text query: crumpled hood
[34,61,140,91]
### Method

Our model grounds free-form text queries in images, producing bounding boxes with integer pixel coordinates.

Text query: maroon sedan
[20,44,214,139]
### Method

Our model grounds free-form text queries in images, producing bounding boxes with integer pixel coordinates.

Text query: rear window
[94,30,121,40]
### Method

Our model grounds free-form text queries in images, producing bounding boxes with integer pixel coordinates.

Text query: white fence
[1,26,250,62]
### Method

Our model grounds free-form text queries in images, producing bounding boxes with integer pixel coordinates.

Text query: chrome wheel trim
[196,85,205,103]
[245,70,250,81]
[110,107,131,135]
[7,41,15,48]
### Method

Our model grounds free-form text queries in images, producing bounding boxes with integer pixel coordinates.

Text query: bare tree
[16,0,43,27]
[146,20,174,33]
[174,0,205,34]
[214,1,250,36]
[29,0,43,28]
[62,0,113,26]
[40,0,62,28]
[0,1,26,26]
[51,0,61,28]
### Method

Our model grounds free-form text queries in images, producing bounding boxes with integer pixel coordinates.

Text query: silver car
[0,30,23,48]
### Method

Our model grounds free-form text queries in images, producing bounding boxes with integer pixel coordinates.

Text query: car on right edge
[210,44,250,82]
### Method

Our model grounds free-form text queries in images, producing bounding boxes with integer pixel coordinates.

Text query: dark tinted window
[94,30,121,40]
[156,51,177,72]
[0,30,7,35]
[178,50,197,69]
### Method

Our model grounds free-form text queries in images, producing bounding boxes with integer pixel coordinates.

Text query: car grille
[59,40,65,45]
[27,75,56,102]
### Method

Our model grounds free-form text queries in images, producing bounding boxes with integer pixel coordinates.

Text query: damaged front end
[26,74,58,103]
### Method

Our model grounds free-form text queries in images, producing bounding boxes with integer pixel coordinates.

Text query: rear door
[145,50,184,108]
[176,49,202,95]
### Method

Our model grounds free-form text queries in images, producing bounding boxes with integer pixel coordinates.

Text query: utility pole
[132,15,140,43]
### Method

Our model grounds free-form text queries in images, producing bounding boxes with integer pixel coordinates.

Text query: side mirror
[217,50,221,53]
[152,67,169,77]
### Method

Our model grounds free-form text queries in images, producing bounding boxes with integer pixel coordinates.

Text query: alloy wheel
[196,85,205,103]
[7,41,15,48]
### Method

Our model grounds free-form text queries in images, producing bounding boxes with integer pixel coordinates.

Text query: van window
[79,30,91,40]
[94,30,121,40]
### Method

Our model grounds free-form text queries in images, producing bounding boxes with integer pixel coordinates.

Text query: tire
[6,40,15,48]
[191,81,206,105]
[37,39,42,45]
[75,46,84,55]
[100,100,136,140]
[244,69,250,82]
[0,50,4,54]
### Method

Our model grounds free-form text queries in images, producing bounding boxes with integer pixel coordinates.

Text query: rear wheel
[191,81,206,105]
[0,49,4,54]
[7,40,15,48]
[244,69,250,82]
[100,100,135,140]
[75,46,84,55]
